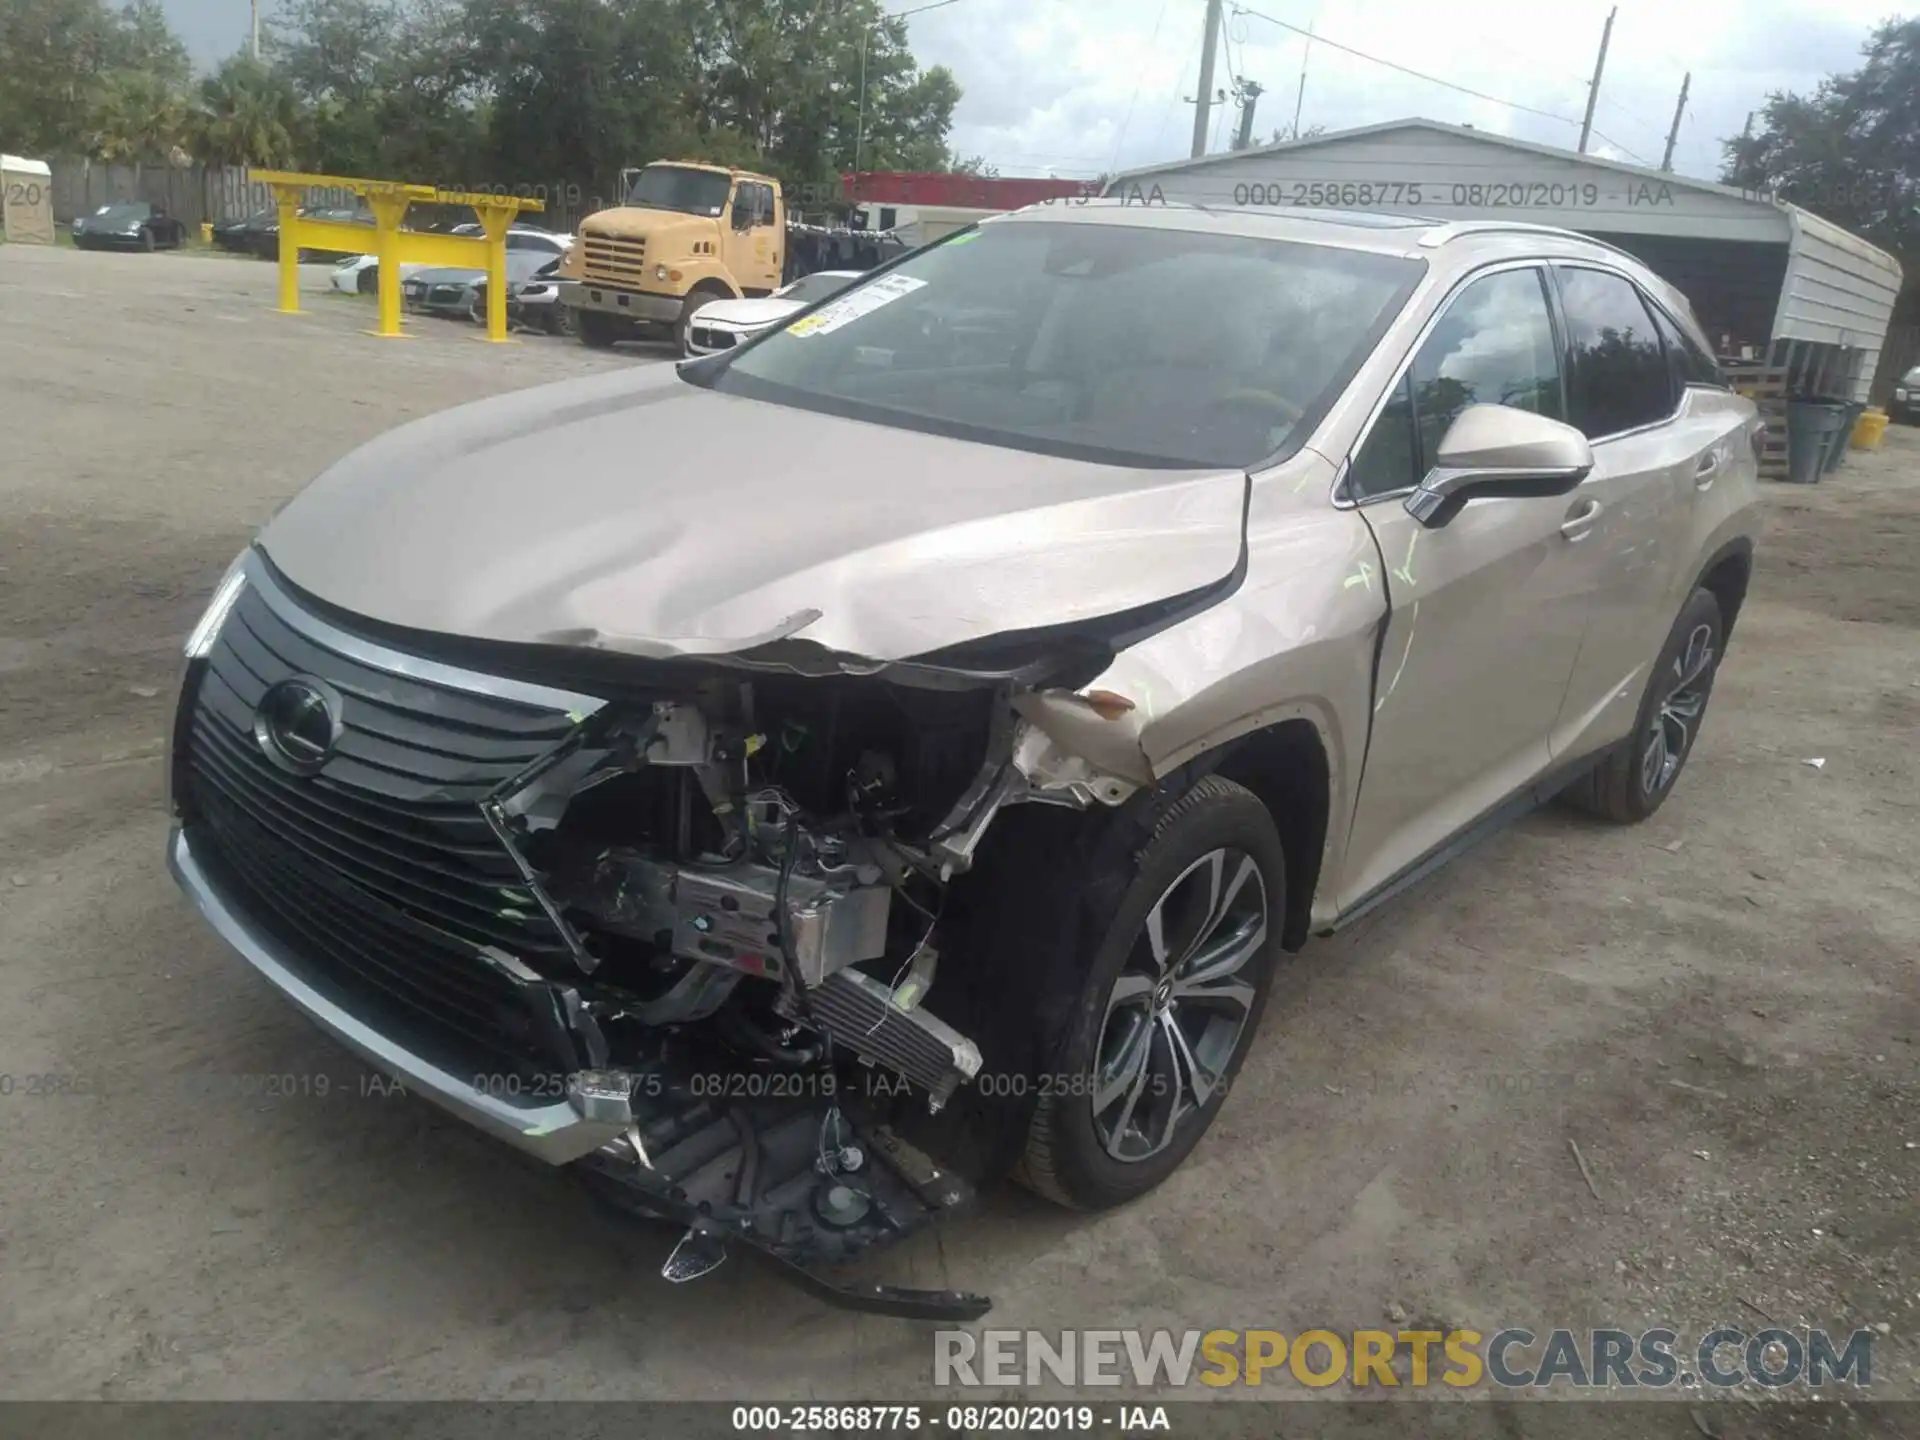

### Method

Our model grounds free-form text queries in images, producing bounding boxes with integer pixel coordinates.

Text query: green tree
[0,0,186,154]
[188,53,301,167]
[84,64,186,161]
[1722,18,1920,305]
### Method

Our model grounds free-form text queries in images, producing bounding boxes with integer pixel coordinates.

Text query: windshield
[93,203,150,223]
[696,219,1424,468]
[626,166,732,217]
[777,272,861,304]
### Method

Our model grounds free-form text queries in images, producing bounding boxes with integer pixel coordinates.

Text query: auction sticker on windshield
[788,273,927,337]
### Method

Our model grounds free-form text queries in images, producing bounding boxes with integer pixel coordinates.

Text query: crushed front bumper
[169,825,624,1164]
[168,821,992,1319]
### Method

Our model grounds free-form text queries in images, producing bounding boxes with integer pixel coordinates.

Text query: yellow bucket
[199,221,214,244]
[1852,407,1889,452]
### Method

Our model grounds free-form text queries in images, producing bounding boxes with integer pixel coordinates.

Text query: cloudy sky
[159,0,1901,183]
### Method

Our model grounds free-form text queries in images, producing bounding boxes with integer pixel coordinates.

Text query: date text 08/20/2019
[1228,179,1682,210]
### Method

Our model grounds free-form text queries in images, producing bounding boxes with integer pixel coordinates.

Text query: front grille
[427,284,466,306]
[582,231,648,287]
[689,327,737,351]
[183,578,589,1073]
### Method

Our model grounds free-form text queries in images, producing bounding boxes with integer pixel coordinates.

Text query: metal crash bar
[250,169,547,343]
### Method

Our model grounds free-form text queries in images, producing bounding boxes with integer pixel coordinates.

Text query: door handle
[1559,497,1603,541]
[1694,450,1721,488]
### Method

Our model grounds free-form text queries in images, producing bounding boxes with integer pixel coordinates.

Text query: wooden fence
[45,160,368,229]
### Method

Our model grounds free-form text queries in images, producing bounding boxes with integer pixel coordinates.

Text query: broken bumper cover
[168,822,992,1319]
[168,825,624,1164]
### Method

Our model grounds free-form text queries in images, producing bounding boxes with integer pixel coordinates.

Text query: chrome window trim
[1330,253,1688,512]
[239,549,609,719]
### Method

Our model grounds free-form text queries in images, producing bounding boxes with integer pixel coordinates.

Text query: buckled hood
[257,364,1249,666]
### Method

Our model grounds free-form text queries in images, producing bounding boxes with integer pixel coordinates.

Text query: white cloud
[898,0,1900,181]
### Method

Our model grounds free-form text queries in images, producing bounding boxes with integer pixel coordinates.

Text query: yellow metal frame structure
[251,171,546,342]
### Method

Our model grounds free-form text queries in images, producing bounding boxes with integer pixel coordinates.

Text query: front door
[1337,264,1596,909]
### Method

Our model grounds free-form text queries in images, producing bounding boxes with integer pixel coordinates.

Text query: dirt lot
[1,245,1916,1428]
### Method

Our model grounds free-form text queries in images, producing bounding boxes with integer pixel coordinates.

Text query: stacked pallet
[1725,364,1790,481]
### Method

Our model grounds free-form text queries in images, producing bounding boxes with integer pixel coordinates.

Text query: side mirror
[1404,404,1594,529]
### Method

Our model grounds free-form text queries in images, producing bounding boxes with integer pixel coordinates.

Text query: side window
[1648,300,1727,392]
[1348,374,1418,498]
[879,207,898,231]
[1347,267,1562,500]
[1556,267,1674,438]
[1408,268,1563,464]
[750,183,776,225]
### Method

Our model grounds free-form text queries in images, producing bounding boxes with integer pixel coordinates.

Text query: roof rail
[1416,219,1645,265]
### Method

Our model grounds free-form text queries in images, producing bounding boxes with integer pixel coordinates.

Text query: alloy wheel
[1091,848,1267,1163]
[1641,622,1715,796]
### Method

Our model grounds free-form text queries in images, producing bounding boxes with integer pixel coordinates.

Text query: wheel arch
[1695,537,1753,645]
[1184,718,1330,952]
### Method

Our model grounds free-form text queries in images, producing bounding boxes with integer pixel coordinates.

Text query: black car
[1890,367,1920,426]
[248,206,373,262]
[211,208,276,253]
[70,202,187,252]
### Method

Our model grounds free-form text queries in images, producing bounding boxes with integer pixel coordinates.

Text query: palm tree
[86,69,188,163]
[188,56,301,168]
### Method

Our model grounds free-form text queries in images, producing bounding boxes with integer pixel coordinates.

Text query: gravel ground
[1,246,1916,1432]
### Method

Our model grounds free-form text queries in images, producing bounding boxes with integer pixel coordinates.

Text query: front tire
[1017,775,1285,1211]
[576,309,625,349]
[1563,587,1724,824]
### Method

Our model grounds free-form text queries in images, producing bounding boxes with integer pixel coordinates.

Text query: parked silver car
[168,202,1761,1318]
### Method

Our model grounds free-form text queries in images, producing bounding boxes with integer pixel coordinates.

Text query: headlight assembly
[184,550,250,659]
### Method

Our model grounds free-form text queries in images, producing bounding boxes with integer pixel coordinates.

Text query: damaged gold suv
[168,201,1762,1318]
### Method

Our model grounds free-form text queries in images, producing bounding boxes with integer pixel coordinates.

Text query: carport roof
[1111,117,1770,207]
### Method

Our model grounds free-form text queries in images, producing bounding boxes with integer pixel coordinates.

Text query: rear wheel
[1017,775,1285,1211]
[1562,587,1724,824]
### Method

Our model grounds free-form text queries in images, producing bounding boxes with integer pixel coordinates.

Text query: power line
[1109,0,1174,173]
[883,0,965,18]
[1232,4,1590,129]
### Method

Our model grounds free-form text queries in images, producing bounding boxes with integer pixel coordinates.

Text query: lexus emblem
[253,676,342,775]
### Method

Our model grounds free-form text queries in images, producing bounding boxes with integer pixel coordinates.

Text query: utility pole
[1660,72,1690,171]
[1190,0,1225,158]
[1233,79,1264,151]
[250,0,260,59]
[1291,21,1314,140]
[1576,5,1616,154]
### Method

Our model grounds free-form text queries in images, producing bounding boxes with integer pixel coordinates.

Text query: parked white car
[331,227,574,296]
[684,270,866,355]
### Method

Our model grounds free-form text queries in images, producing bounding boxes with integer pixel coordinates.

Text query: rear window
[695,219,1425,469]
[1555,266,1675,439]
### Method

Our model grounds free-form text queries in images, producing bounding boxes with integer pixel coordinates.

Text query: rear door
[1543,265,1735,762]
[1338,264,1596,908]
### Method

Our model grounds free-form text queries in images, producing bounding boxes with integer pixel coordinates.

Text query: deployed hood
[698,296,805,329]
[257,365,1248,667]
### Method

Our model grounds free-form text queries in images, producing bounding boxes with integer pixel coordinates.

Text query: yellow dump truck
[558,160,786,354]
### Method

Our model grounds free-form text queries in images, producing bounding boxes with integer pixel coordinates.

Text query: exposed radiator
[778,968,982,1110]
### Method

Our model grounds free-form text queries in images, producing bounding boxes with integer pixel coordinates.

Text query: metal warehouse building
[1106,118,1904,408]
